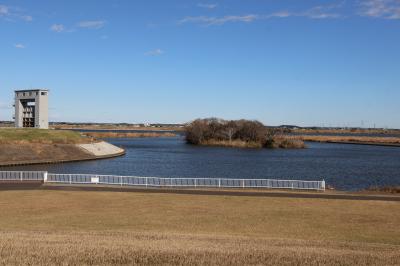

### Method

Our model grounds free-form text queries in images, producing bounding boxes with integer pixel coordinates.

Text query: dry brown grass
[296,135,400,145]
[52,124,185,131]
[0,190,399,265]
[1,231,399,265]
[200,139,263,148]
[0,143,94,165]
[199,137,305,149]
[273,136,306,149]
[0,128,92,144]
[84,132,177,139]
[293,128,400,135]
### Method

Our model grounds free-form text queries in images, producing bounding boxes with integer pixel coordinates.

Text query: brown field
[296,135,400,146]
[52,124,184,132]
[293,128,400,135]
[0,128,92,144]
[0,190,399,265]
[84,131,177,139]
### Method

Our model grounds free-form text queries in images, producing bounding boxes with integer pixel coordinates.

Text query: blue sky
[0,0,399,128]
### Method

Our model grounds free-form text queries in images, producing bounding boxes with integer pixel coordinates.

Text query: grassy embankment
[0,128,95,165]
[0,190,399,265]
[84,132,177,139]
[296,135,400,146]
[0,128,92,144]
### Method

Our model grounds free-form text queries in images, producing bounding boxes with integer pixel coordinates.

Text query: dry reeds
[296,135,400,145]
[84,132,177,139]
[200,139,263,148]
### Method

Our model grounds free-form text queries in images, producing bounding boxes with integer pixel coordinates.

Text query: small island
[185,118,305,149]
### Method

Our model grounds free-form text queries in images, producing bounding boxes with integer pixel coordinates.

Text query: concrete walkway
[78,141,125,157]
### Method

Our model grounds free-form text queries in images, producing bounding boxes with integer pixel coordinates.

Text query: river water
[2,136,400,191]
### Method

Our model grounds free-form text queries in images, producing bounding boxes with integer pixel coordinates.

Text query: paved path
[0,182,399,202]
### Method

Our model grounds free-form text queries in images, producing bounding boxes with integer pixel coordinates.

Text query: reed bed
[293,128,400,135]
[200,137,305,149]
[83,132,177,139]
[297,135,400,145]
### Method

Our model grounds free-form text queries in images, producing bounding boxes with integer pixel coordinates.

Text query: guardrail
[0,171,325,191]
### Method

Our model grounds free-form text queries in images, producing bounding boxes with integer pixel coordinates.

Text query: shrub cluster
[185,118,305,149]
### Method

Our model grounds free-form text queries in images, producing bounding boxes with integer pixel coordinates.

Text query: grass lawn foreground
[0,190,399,265]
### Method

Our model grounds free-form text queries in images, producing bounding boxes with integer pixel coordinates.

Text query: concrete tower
[14,89,49,129]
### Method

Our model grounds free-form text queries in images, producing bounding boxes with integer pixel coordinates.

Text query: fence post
[120,176,123,187]
[291,182,294,190]
[194,179,197,188]
[242,179,245,188]
[218,178,221,188]
[20,171,23,182]
[321,180,326,191]
[43,172,48,183]
[145,177,148,188]
[69,175,72,184]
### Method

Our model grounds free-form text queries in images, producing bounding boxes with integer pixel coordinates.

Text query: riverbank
[198,137,306,149]
[293,128,400,135]
[0,189,398,265]
[83,131,177,139]
[0,129,125,166]
[296,135,400,147]
[51,124,184,132]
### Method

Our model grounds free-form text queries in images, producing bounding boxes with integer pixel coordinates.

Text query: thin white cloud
[50,24,65,32]
[180,14,259,25]
[180,4,343,26]
[77,20,106,29]
[269,11,291,18]
[198,3,218,9]
[145,49,164,56]
[301,5,342,19]
[20,15,33,22]
[0,4,32,22]
[0,5,9,15]
[14,43,25,49]
[359,0,400,19]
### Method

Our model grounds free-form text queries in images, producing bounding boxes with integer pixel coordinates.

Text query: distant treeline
[185,118,305,149]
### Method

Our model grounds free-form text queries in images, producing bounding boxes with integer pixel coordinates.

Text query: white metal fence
[0,171,46,181]
[0,171,325,191]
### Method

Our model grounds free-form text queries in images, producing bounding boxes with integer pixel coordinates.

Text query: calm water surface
[2,137,400,191]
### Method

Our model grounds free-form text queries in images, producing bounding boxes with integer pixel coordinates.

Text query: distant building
[14,89,49,129]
